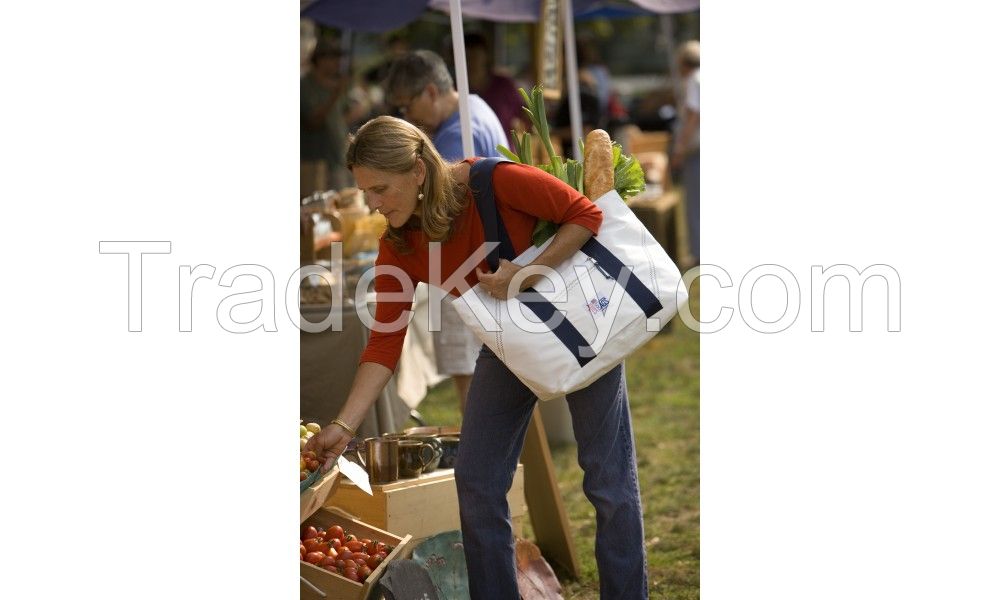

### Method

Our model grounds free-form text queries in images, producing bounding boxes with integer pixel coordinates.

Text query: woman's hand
[476,259,525,300]
[476,224,595,300]
[304,424,354,473]
[306,362,393,472]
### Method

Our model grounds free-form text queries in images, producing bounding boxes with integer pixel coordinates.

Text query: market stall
[298,2,698,594]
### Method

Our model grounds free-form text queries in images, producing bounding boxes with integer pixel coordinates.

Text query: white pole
[562,0,583,162]
[448,0,474,158]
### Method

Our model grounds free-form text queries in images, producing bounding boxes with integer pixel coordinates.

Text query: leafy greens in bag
[497,86,646,246]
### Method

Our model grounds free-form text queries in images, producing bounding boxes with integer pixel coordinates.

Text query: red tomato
[345,540,364,552]
[303,539,329,555]
[323,564,340,574]
[329,525,344,541]
[375,542,388,555]
[335,559,345,570]
[320,556,338,567]
[342,567,359,582]
[358,565,372,580]
[337,546,352,559]
[366,554,383,570]
[350,552,370,564]
[304,551,325,565]
[342,559,358,571]
[299,543,306,557]
[330,538,342,550]
[345,533,358,543]
[302,525,318,540]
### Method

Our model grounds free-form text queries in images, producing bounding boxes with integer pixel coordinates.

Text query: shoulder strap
[469,158,516,272]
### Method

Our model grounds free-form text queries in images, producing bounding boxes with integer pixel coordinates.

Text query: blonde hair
[346,116,465,253]
[679,40,700,69]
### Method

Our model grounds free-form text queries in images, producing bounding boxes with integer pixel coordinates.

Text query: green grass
[416,282,700,599]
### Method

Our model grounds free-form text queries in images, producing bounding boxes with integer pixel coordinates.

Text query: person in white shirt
[672,40,700,266]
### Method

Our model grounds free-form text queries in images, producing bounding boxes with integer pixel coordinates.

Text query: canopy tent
[301,0,699,160]
[300,0,431,33]
[426,0,698,22]
[299,0,695,29]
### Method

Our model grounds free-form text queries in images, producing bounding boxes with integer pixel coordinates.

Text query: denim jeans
[455,346,648,599]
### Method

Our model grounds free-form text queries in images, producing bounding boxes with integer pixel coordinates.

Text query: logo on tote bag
[585,295,611,316]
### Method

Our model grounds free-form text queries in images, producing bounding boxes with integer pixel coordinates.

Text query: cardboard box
[300,507,412,600]
[325,465,527,543]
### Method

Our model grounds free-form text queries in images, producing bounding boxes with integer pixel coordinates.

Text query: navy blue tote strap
[469,157,516,272]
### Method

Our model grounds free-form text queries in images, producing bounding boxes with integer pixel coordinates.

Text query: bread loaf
[584,129,615,200]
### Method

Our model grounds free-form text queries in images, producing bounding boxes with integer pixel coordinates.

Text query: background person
[577,36,613,119]
[305,116,649,600]
[672,40,700,266]
[301,41,352,193]
[463,32,525,144]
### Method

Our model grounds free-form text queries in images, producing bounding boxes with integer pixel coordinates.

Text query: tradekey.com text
[98,241,901,335]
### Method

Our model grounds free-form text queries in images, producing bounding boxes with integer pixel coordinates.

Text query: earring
[417,192,424,200]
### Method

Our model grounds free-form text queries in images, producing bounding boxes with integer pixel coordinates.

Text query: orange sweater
[359,159,604,371]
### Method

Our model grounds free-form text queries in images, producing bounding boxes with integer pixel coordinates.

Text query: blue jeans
[455,346,648,599]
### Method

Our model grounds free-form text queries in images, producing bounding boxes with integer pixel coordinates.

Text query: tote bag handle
[469,158,516,272]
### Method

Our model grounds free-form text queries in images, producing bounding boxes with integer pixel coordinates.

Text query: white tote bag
[452,159,689,401]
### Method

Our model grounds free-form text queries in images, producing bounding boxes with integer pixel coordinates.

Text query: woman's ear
[414,157,427,187]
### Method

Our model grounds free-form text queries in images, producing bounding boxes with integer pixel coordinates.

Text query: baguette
[584,129,615,200]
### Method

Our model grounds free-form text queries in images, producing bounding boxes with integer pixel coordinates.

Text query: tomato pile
[300,523,393,582]
[301,450,320,481]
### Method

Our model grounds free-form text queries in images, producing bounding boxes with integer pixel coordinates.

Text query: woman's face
[353,162,425,229]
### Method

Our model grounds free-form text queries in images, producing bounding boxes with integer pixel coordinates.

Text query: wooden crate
[625,127,670,155]
[300,464,341,524]
[300,507,412,600]
[629,188,680,257]
[325,465,527,543]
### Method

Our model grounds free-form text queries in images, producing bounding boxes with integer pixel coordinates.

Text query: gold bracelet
[330,418,357,437]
